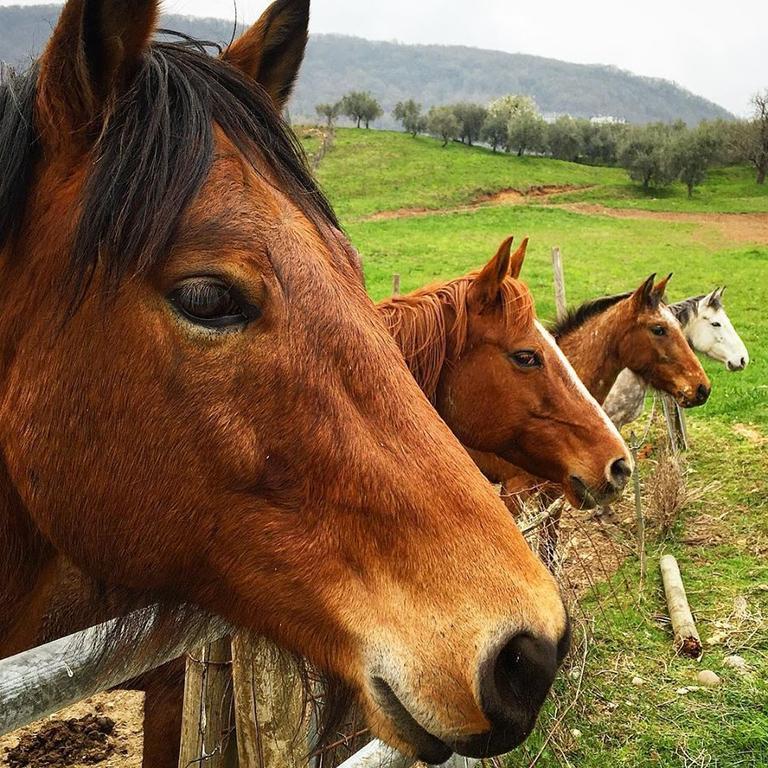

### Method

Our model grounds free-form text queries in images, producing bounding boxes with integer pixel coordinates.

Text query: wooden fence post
[661,394,689,453]
[392,273,401,297]
[231,632,305,768]
[178,637,237,768]
[551,247,567,321]
[629,434,646,585]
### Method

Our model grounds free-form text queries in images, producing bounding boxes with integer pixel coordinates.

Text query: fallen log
[660,554,702,659]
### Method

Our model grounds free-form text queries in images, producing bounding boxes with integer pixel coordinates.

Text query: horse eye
[168,279,257,329]
[651,325,666,337]
[510,350,542,368]
[711,321,721,328]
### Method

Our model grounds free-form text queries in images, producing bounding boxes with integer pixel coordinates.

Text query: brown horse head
[0,0,569,759]
[623,275,711,406]
[554,274,711,408]
[379,236,632,509]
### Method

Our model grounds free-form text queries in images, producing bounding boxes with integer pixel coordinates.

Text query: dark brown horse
[378,236,633,510]
[0,0,569,763]
[475,273,711,510]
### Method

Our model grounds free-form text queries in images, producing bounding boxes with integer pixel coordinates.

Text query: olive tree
[340,91,383,129]
[451,102,487,146]
[393,99,427,137]
[507,111,546,156]
[315,102,341,128]
[670,129,719,197]
[427,106,460,147]
[480,111,508,152]
[617,124,676,189]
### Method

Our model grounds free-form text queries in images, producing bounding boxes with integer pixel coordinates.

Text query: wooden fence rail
[0,607,226,737]
[0,609,479,767]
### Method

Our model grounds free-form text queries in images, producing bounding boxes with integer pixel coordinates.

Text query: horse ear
[37,0,158,146]
[468,236,513,311]
[707,286,725,308]
[653,273,672,304]
[222,0,309,110]
[631,273,657,310]
[508,236,529,279]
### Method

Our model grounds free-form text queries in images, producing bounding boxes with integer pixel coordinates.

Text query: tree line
[317,90,768,195]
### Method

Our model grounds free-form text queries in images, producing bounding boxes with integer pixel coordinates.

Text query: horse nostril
[452,621,569,758]
[696,383,710,403]
[740,357,746,369]
[480,630,563,731]
[609,458,632,488]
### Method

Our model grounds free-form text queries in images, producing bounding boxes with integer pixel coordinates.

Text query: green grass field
[309,127,768,767]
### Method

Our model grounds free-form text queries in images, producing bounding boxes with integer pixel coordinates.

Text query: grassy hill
[311,128,768,219]
[309,122,768,768]
[0,4,734,125]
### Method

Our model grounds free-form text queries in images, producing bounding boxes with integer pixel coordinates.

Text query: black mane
[0,37,339,302]
[549,292,632,338]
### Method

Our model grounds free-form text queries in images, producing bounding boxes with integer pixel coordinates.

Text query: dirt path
[556,202,768,245]
[361,191,768,246]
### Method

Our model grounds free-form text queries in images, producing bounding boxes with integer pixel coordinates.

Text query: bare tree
[748,91,768,184]
[315,102,341,128]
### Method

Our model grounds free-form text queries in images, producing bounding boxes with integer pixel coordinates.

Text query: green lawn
[310,127,768,768]
[516,419,768,768]
[347,206,766,427]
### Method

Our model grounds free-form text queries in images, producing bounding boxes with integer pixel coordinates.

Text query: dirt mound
[5,715,116,767]
[362,184,591,221]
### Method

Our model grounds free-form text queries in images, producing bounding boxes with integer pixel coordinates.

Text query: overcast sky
[6,0,765,116]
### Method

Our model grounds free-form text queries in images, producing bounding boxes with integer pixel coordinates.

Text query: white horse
[604,287,749,428]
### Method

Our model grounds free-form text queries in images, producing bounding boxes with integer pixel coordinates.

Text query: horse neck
[556,303,631,404]
[376,294,459,402]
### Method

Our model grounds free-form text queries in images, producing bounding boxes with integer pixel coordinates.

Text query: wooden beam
[660,554,702,659]
[0,607,226,737]
[551,247,567,321]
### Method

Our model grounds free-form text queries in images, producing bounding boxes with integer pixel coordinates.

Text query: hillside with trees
[0,4,733,126]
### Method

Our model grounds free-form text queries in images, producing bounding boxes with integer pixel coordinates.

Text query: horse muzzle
[727,356,748,371]
[678,383,710,407]
[368,622,570,761]
[568,457,632,508]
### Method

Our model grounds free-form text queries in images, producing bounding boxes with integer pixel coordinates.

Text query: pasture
[311,128,768,767]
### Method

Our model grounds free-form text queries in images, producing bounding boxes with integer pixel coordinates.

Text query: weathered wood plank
[0,607,227,737]
[231,631,305,768]
[178,637,237,768]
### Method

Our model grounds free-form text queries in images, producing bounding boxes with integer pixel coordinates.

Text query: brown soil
[555,203,768,245]
[0,692,143,768]
[557,502,635,598]
[363,193,768,247]
[362,184,590,221]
